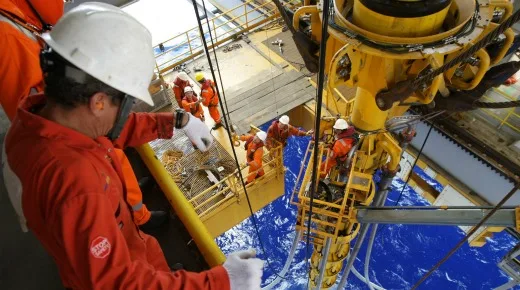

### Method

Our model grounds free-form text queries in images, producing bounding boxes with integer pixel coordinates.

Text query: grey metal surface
[356,209,517,227]
[410,121,520,206]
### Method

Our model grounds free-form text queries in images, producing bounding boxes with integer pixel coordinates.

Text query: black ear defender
[40,47,65,74]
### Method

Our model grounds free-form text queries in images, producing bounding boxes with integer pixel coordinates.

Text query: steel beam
[356,209,516,227]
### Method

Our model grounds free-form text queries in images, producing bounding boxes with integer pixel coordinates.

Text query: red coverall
[5,94,230,289]
[182,95,205,121]
[0,0,151,226]
[266,120,307,150]
[173,77,194,107]
[200,79,221,124]
[240,135,265,183]
[320,137,355,178]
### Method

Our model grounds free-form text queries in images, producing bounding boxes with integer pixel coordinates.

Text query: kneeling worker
[195,72,223,130]
[320,119,357,178]
[3,3,262,289]
[266,115,313,150]
[182,86,205,121]
[240,131,267,184]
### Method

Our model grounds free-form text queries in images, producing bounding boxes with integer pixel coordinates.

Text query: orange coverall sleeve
[51,193,230,289]
[239,134,253,142]
[0,24,43,120]
[113,112,174,149]
[289,125,307,137]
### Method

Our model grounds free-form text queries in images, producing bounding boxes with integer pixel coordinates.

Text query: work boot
[212,122,223,130]
[139,210,168,231]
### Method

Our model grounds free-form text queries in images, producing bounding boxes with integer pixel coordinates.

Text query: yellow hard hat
[195,72,205,82]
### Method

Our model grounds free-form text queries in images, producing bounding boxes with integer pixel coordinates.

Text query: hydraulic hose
[262,230,302,290]
[352,267,386,290]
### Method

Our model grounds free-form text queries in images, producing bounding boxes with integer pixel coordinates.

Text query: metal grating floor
[147,88,238,215]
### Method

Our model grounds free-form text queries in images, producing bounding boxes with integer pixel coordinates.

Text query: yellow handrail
[153,0,280,73]
[136,144,225,267]
[185,144,284,218]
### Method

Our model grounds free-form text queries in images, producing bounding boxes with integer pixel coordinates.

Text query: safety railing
[153,0,279,74]
[187,142,284,218]
[473,87,520,135]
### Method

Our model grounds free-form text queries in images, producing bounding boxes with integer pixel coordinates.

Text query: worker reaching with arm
[0,0,165,233]
[182,86,205,121]
[266,115,313,150]
[320,119,357,179]
[172,71,194,107]
[195,72,223,130]
[3,3,263,289]
[240,131,267,184]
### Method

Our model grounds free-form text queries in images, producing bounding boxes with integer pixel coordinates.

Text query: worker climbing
[195,72,223,130]
[266,115,313,150]
[172,71,195,107]
[320,119,357,179]
[182,86,205,121]
[240,131,267,184]
[3,3,263,289]
[0,0,166,233]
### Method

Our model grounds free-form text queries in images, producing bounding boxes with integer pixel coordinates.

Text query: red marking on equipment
[90,236,111,259]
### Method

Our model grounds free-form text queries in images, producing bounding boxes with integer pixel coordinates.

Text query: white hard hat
[177,72,189,82]
[184,86,194,93]
[256,131,267,142]
[279,115,290,125]
[333,118,349,130]
[41,2,155,105]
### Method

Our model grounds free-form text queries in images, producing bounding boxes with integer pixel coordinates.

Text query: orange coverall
[240,135,265,183]
[182,95,205,121]
[0,0,151,225]
[320,137,355,178]
[200,79,221,124]
[5,94,230,289]
[266,120,307,150]
[173,77,194,107]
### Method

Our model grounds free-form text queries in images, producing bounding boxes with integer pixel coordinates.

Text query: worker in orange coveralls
[182,86,205,121]
[320,119,357,178]
[266,115,313,150]
[172,71,194,107]
[240,131,267,184]
[0,0,164,232]
[195,72,223,130]
[3,3,264,289]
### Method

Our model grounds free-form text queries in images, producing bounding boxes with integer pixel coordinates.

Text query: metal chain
[414,8,520,87]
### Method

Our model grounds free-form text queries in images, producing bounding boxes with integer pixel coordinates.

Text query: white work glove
[223,249,264,290]
[181,113,213,151]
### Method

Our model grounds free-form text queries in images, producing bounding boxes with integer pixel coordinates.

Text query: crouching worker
[240,131,267,184]
[3,3,263,289]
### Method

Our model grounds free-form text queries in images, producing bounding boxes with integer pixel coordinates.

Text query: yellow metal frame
[136,144,226,267]
[186,143,284,219]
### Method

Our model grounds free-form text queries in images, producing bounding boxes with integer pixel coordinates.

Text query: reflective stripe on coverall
[5,94,230,289]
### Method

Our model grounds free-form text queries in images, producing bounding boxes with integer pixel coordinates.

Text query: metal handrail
[154,0,279,73]
[479,94,520,133]
[188,144,284,217]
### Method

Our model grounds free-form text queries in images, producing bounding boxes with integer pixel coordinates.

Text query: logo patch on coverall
[90,236,111,259]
